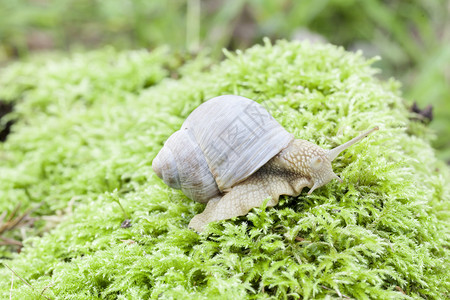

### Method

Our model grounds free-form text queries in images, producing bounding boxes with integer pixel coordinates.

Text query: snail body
[152,95,378,232]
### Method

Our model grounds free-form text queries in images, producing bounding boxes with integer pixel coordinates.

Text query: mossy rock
[0,40,449,299]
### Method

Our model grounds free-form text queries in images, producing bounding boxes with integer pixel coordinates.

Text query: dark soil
[410,101,433,124]
[0,100,14,142]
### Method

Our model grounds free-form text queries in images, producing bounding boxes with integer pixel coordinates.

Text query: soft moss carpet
[0,40,448,299]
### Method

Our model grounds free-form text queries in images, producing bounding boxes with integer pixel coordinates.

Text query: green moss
[0,40,449,299]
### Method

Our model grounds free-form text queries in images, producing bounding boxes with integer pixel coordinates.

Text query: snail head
[283,127,378,194]
[308,126,378,194]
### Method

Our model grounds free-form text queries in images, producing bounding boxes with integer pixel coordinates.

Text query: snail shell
[152,95,294,203]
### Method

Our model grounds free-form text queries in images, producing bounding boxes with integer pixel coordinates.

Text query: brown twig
[0,202,44,252]
[4,263,34,290]
[395,286,406,294]
[3,263,52,300]
[40,282,54,297]
[7,203,21,222]
[295,236,306,242]
[120,239,136,245]
[0,210,7,224]
[0,237,23,247]
[0,204,21,234]
[0,202,43,235]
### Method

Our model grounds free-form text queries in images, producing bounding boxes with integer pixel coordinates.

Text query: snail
[152,95,378,232]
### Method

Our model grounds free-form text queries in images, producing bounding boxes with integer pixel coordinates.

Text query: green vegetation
[0,40,448,299]
[1,0,449,159]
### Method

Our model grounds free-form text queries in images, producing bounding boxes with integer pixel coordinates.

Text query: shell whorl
[152,130,220,203]
[152,95,294,203]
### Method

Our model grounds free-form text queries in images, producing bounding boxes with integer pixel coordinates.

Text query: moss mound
[0,40,449,299]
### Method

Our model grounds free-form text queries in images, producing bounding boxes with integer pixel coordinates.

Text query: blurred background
[0,0,449,160]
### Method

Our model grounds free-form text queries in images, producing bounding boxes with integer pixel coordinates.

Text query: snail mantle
[152,95,378,232]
